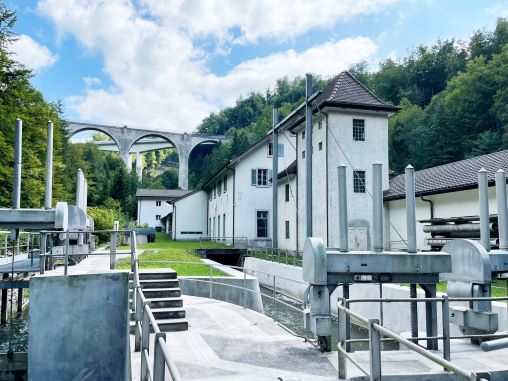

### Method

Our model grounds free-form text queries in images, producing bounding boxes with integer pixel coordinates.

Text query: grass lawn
[401,281,508,302]
[117,233,227,276]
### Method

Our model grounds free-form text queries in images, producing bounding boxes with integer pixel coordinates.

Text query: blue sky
[7,0,508,132]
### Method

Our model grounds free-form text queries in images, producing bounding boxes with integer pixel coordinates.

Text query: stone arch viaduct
[66,121,228,190]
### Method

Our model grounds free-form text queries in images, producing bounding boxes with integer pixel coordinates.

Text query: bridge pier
[178,150,190,190]
[136,152,143,181]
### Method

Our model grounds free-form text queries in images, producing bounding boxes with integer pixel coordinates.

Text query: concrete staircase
[138,269,188,332]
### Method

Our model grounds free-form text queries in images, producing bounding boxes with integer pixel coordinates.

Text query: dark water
[0,310,28,353]
[259,286,398,352]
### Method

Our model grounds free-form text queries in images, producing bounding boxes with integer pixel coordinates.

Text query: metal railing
[336,296,508,380]
[247,248,303,266]
[198,235,248,248]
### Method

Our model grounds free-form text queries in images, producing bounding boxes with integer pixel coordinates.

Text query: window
[218,180,222,196]
[213,185,216,198]
[268,143,284,157]
[285,184,290,202]
[223,213,226,238]
[318,142,323,151]
[218,215,221,238]
[251,168,271,186]
[302,131,305,140]
[223,175,227,192]
[353,119,365,141]
[353,170,366,193]
[302,150,305,159]
[156,215,161,220]
[256,211,268,238]
[156,200,161,206]
[285,221,290,239]
[212,217,215,237]
[318,119,323,129]
[268,142,273,157]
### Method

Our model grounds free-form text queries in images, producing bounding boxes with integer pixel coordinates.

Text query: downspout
[420,196,434,219]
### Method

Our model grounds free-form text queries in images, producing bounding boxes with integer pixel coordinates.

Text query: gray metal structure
[303,162,452,351]
[272,108,279,254]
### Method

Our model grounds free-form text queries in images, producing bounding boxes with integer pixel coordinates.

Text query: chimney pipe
[478,168,490,252]
[372,162,383,252]
[338,164,348,252]
[12,119,22,209]
[45,121,54,209]
[405,165,417,253]
[496,169,508,250]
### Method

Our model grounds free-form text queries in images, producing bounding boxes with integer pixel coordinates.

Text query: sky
[7,0,508,133]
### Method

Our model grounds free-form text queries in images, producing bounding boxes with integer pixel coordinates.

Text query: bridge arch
[66,125,121,150]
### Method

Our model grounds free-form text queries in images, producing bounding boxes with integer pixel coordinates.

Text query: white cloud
[9,34,57,71]
[83,76,102,87]
[37,0,392,132]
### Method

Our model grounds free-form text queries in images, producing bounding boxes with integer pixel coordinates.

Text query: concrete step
[145,297,183,309]
[142,288,181,298]
[139,269,177,280]
[140,279,179,289]
[151,307,186,320]
[155,318,188,332]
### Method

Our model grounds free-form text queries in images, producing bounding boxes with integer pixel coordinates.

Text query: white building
[136,189,191,232]
[384,150,508,251]
[171,190,209,240]
[276,72,398,253]
[171,132,296,244]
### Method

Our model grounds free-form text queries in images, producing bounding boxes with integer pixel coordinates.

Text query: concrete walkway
[45,249,131,275]
[131,295,338,381]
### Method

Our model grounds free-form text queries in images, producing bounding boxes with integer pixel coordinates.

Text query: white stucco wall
[137,198,173,229]
[172,191,208,240]
[277,175,298,252]
[207,170,234,239]
[386,186,508,250]
[297,109,391,251]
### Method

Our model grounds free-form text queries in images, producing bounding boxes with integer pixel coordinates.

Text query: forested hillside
[194,18,508,183]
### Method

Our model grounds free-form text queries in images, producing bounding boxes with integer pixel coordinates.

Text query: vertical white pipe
[372,162,383,252]
[478,168,490,252]
[405,165,417,253]
[45,121,54,209]
[305,73,313,237]
[76,169,84,209]
[13,119,22,209]
[338,165,348,252]
[496,169,508,250]
[272,108,279,252]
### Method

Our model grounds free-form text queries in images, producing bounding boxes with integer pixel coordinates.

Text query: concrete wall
[29,271,130,380]
[137,197,173,229]
[180,259,263,312]
[386,185,508,250]
[172,190,208,240]
[243,258,508,335]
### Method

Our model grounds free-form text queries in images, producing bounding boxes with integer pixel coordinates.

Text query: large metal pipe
[272,108,279,253]
[305,73,313,238]
[405,165,417,253]
[372,162,383,252]
[338,164,348,252]
[478,168,490,252]
[423,223,497,234]
[496,169,508,250]
[13,119,22,209]
[481,337,508,352]
[45,120,54,209]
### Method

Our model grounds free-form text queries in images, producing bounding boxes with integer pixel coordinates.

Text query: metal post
[272,108,279,254]
[273,275,276,321]
[135,288,142,352]
[405,165,417,253]
[338,165,349,252]
[338,298,347,380]
[64,230,70,275]
[76,169,84,210]
[379,283,384,326]
[372,162,384,252]
[110,231,117,270]
[442,296,451,362]
[368,319,382,381]
[209,264,212,299]
[17,288,23,313]
[3,235,6,259]
[242,270,246,309]
[422,284,438,350]
[13,119,22,209]
[153,333,167,381]
[141,303,150,380]
[496,169,508,249]
[478,168,490,252]
[344,285,351,352]
[1,274,7,325]
[305,73,313,238]
[45,121,54,209]
[40,233,47,274]
[410,284,418,344]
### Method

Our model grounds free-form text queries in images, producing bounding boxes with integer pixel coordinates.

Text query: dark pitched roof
[280,71,398,131]
[278,160,297,179]
[136,188,192,199]
[384,150,508,201]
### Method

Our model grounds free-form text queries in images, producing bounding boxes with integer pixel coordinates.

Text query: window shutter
[268,170,273,185]
[278,143,284,157]
[251,169,256,185]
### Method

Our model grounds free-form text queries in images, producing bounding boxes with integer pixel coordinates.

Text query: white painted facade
[386,186,508,251]
[171,190,208,240]
[137,198,173,229]
[287,109,390,252]
[277,174,298,251]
